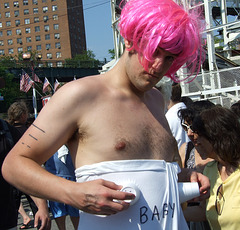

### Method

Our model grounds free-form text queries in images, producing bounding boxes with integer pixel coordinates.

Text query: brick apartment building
[0,0,86,67]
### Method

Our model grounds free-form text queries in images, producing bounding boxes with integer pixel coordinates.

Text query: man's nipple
[115,141,126,151]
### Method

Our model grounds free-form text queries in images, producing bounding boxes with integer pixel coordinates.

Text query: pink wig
[119,0,205,82]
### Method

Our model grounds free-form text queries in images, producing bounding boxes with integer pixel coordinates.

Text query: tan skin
[2,40,209,218]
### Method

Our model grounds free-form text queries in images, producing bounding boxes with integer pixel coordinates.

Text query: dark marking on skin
[32,124,45,133]
[27,145,31,148]
[29,134,38,141]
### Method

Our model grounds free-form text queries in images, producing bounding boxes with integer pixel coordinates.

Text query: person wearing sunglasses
[178,100,214,230]
[183,106,240,230]
[179,100,215,173]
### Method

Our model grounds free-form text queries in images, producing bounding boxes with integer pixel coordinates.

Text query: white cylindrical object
[178,182,200,203]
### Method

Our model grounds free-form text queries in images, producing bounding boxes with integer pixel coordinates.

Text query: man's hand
[69,179,136,215]
[189,171,210,201]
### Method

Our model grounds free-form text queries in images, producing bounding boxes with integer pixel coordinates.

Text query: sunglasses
[215,184,225,215]
[181,123,195,133]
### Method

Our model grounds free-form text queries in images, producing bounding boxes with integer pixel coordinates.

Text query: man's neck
[167,100,180,110]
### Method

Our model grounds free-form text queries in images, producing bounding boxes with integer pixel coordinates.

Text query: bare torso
[65,74,178,168]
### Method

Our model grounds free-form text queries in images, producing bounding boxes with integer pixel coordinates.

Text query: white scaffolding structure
[108,0,240,107]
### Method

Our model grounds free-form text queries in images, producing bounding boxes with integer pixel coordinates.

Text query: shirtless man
[2,0,208,228]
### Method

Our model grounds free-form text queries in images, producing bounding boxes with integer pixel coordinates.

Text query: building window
[0,23,2,28]
[0,31,3,37]
[0,50,5,55]
[4,3,10,8]
[26,37,31,42]
[53,24,59,30]
[48,62,53,67]
[34,17,39,23]
[25,18,30,24]
[13,1,19,7]
[6,21,11,27]
[56,62,63,67]
[43,6,48,13]
[5,12,10,18]
[56,52,61,58]
[14,10,19,17]
[36,45,41,50]
[43,16,48,22]
[45,34,50,40]
[0,41,4,46]
[33,8,38,14]
[35,26,40,32]
[24,9,29,15]
[42,0,46,2]
[53,14,58,20]
[7,30,12,36]
[25,27,31,33]
[46,43,51,50]
[16,29,21,35]
[54,33,60,39]
[44,25,49,32]
[18,47,23,53]
[8,39,13,45]
[47,53,52,59]
[23,0,28,5]
[33,0,38,4]
[55,42,61,49]
[36,35,41,41]
[8,48,14,54]
[27,46,32,51]
[52,5,57,11]
[17,38,22,44]
[15,20,20,26]
[0,13,1,19]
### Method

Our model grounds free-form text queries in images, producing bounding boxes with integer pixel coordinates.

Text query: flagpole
[31,61,38,119]
[32,85,38,119]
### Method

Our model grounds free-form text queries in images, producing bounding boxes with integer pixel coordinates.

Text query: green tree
[108,49,115,60]
[65,50,100,68]
[0,66,26,112]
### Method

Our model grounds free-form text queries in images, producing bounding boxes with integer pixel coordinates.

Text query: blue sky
[82,0,114,62]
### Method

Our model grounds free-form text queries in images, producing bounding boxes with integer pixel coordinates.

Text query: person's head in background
[181,96,193,108]
[7,101,29,125]
[192,106,240,167]
[119,0,205,82]
[179,100,215,143]
[167,82,182,110]
[230,101,240,118]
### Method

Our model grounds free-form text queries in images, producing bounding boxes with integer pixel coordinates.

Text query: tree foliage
[65,50,100,68]
[0,66,26,113]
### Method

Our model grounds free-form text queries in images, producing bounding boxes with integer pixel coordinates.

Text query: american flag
[54,79,60,92]
[42,77,50,93]
[34,73,42,83]
[20,70,34,93]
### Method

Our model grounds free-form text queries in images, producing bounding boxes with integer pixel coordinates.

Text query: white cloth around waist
[75,160,188,230]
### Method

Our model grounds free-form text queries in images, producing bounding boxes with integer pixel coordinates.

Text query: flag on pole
[20,70,34,93]
[34,73,42,83]
[42,77,50,93]
[54,79,60,92]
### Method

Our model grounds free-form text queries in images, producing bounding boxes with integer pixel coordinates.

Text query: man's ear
[124,39,132,50]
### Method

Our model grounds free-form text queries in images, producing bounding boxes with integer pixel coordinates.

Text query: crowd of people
[0,0,240,229]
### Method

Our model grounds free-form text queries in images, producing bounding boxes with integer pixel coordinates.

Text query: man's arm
[2,80,134,215]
